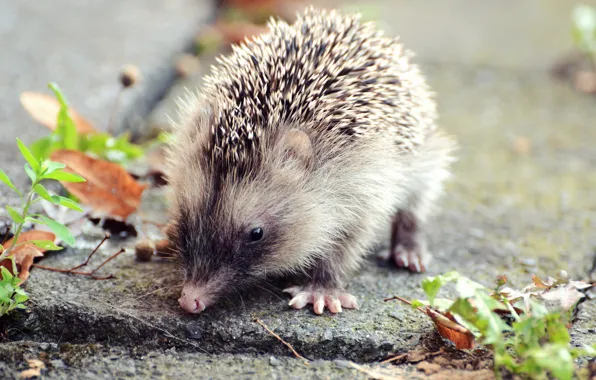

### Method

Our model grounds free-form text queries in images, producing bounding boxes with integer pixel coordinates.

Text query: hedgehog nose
[178,284,207,314]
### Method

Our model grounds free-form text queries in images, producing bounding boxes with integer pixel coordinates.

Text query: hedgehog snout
[178,283,210,314]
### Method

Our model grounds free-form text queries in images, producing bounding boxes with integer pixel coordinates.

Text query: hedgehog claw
[392,243,430,273]
[284,285,358,314]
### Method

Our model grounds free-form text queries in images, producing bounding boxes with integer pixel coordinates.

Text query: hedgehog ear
[281,128,314,169]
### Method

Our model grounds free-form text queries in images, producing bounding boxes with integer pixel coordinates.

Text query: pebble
[322,329,333,341]
[269,356,281,367]
[50,359,66,369]
[334,360,351,369]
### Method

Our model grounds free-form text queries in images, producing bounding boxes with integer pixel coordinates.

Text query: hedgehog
[165,7,456,315]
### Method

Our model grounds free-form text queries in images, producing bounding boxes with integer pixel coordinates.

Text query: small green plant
[0,264,28,315]
[0,138,85,316]
[397,271,595,380]
[29,83,145,164]
[572,4,596,69]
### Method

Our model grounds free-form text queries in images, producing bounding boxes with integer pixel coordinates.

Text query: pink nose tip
[178,285,208,314]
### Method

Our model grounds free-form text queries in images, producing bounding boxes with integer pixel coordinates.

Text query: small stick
[380,352,408,364]
[88,248,126,276]
[383,296,412,304]
[32,247,125,280]
[254,318,309,364]
[69,233,110,271]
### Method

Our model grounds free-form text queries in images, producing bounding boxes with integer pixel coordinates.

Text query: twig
[69,233,110,271]
[383,296,412,305]
[33,248,126,280]
[254,318,309,364]
[380,352,408,364]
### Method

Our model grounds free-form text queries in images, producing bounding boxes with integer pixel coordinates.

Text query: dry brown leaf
[50,150,147,221]
[19,368,41,379]
[426,308,475,350]
[531,274,556,289]
[0,245,45,283]
[2,230,57,251]
[20,92,96,133]
[540,285,587,311]
[26,359,45,370]
[0,231,57,282]
[18,358,46,379]
[215,21,269,44]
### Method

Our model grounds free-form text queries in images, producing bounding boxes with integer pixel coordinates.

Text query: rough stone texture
[2,0,596,378]
[0,342,369,379]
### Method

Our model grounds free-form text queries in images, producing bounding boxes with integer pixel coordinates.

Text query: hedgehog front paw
[392,242,431,273]
[283,285,359,315]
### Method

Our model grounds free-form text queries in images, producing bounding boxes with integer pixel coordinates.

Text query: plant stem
[0,181,38,262]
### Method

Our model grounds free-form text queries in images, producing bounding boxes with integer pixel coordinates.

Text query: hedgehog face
[173,128,318,313]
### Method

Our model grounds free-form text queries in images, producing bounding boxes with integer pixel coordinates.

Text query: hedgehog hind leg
[390,128,456,273]
[390,209,431,273]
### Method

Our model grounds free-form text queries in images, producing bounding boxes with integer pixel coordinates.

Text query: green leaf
[0,267,13,281]
[23,163,37,184]
[43,170,85,183]
[421,271,460,306]
[43,161,66,175]
[55,196,83,212]
[48,82,79,150]
[16,138,40,173]
[28,240,63,251]
[29,136,54,161]
[35,215,75,246]
[530,344,574,380]
[33,184,56,203]
[5,206,23,224]
[422,277,443,306]
[0,169,21,196]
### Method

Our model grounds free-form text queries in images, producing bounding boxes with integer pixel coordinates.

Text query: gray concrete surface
[0,0,213,197]
[2,0,596,378]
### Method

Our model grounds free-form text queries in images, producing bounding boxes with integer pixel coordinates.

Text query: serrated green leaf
[36,215,75,246]
[16,138,40,173]
[5,206,23,224]
[24,163,37,184]
[28,240,62,251]
[43,170,85,183]
[421,271,460,306]
[0,169,22,196]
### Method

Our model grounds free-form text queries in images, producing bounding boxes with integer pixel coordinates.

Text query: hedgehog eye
[248,227,264,242]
